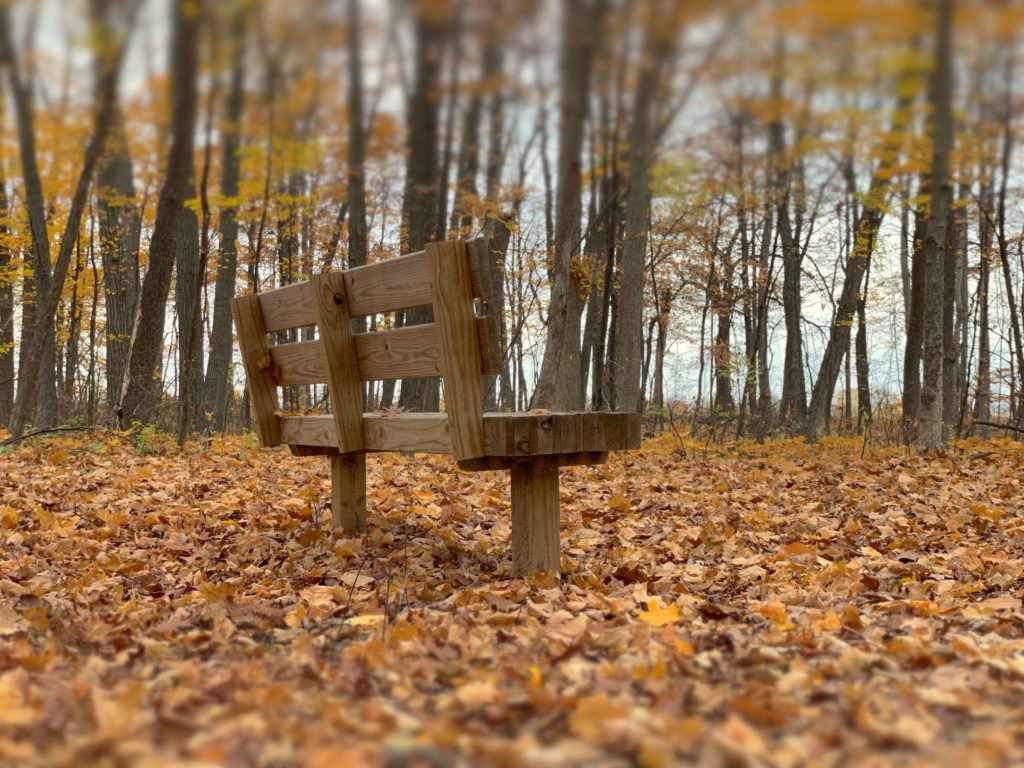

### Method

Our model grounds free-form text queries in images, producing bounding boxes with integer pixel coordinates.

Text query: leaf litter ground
[0,434,1022,767]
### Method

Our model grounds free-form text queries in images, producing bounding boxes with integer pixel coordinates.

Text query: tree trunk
[202,4,246,431]
[974,180,992,437]
[122,0,201,425]
[855,259,871,430]
[901,177,929,433]
[3,1,130,435]
[398,2,448,413]
[97,115,141,419]
[530,0,601,411]
[174,169,201,419]
[0,160,12,423]
[610,2,677,414]
[803,84,915,441]
[919,0,954,451]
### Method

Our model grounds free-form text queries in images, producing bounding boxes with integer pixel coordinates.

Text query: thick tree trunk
[97,116,141,418]
[531,0,601,411]
[202,5,246,431]
[122,0,201,424]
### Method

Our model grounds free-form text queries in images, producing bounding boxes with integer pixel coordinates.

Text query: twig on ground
[973,420,1024,435]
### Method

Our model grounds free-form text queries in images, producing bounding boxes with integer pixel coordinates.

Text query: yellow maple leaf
[638,599,680,627]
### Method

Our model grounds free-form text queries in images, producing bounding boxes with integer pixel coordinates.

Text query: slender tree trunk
[0,165,12,423]
[398,2,448,413]
[974,180,992,437]
[202,4,246,430]
[611,1,678,413]
[174,169,201,417]
[995,52,1024,426]
[122,0,201,424]
[531,0,601,411]
[4,1,130,435]
[713,256,736,412]
[919,0,954,450]
[803,84,914,441]
[902,177,929,433]
[855,259,871,430]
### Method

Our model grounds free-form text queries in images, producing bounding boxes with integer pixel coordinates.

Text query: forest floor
[0,431,1022,767]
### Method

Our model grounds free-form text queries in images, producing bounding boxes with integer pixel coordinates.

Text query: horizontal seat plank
[270,317,497,385]
[279,411,640,456]
[259,238,489,332]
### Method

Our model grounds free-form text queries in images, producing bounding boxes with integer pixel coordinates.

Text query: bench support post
[331,453,366,533]
[510,464,560,576]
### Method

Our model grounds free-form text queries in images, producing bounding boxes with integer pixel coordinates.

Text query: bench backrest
[231,238,498,461]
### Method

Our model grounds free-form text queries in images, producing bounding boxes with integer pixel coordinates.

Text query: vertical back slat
[428,240,484,461]
[312,271,365,453]
[230,294,282,447]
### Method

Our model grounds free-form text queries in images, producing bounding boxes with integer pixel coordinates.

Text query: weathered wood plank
[331,453,366,533]
[313,272,364,452]
[279,412,639,456]
[280,414,451,453]
[459,451,607,472]
[468,238,502,376]
[270,317,495,386]
[229,294,281,447]
[511,464,561,576]
[259,237,489,332]
[428,241,484,461]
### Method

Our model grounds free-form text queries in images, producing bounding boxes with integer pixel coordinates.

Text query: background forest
[0,0,1021,448]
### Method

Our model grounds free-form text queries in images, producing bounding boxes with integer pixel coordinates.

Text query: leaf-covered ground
[0,433,1022,767]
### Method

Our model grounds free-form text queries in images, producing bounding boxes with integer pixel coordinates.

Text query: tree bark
[0,147,12,423]
[610,1,678,414]
[803,84,914,441]
[901,177,929,433]
[974,180,992,437]
[397,1,448,413]
[202,3,246,431]
[97,115,141,419]
[122,0,201,425]
[4,1,131,435]
[918,0,954,451]
[531,0,601,411]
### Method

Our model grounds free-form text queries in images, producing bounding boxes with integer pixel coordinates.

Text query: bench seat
[281,411,640,462]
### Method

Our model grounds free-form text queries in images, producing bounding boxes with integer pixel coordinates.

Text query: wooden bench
[231,238,640,575]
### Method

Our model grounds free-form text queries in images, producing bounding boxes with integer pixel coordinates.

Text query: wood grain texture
[280,413,451,453]
[229,294,281,447]
[313,272,365,453]
[459,451,607,472]
[511,464,561,576]
[258,237,489,333]
[270,317,496,386]
[428,240,484,461]
[468,238,502,375]
[331,453,366,532]
[278,412,638,456]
